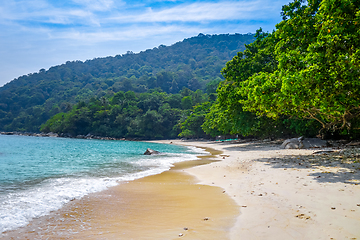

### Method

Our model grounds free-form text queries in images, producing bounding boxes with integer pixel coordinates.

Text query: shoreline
[153,139,360,239]
[3,138,360,239]
[2,142,238,239]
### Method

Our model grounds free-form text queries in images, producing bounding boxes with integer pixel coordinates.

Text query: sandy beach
[3,139,360,239]
[160,139,360,240]
[3,144,237,239]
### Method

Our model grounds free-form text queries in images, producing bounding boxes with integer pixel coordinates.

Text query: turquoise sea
[0,135,204,233]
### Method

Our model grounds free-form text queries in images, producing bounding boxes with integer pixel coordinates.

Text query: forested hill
[0,33,255,132]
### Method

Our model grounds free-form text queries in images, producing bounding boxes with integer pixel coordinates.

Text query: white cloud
[0,0,291,86]
[0,0,114,27]
[0,1,92,25]
[109,1,281,23]
[71,0,115,11]
[1,0,282,28]
[48,24,203,42]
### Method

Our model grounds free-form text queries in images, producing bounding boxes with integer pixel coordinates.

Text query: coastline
[2,142,238,239]
[153,139,360,239]
[3,138,360,239]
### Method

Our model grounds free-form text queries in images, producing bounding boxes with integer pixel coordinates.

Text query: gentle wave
[0,148,207,233]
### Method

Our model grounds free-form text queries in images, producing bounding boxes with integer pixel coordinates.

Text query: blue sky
[0,0,291,87]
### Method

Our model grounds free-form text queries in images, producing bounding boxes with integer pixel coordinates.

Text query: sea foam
[0,138,206,234]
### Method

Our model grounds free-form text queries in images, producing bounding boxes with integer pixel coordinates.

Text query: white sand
[157,139,360,240]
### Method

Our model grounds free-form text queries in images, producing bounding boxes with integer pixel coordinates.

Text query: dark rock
[280,137,327,149]
[1,132,14,135]
[85,133,94,139]
[46,132,58,137]
[144,148,160,155]
[302,138,328,148]
[280,137,304,149]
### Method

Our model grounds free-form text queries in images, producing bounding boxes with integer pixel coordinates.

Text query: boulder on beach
[280,137,304,149]
[144,148,160,155]
[302,138,328,148]
[280,137,328,149]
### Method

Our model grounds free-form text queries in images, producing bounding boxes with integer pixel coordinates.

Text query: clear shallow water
[0,135,205,233]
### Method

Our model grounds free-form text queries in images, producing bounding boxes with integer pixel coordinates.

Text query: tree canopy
[0,33,255,132]
[41,89,215,139]
[242,0,360,136]
[207,0,360,139]
[2,0,359,140]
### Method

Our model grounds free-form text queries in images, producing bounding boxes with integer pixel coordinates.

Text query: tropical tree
[240,0,360,137]
[179,102,211,138]
[204,29,280,137]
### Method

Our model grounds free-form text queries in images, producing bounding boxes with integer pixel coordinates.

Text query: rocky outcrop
[0,132,15,135]
[144,148,160,155]
[0,132,59,137]
[302,138,328,148]
[280,137,328,149]
[280,137,304,149]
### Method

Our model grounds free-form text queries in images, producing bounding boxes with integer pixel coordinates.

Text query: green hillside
[0,33,255,132]
[32,0,360,140]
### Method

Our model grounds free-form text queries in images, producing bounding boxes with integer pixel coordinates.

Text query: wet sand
[3,149,238,239]
[5,139,360,239]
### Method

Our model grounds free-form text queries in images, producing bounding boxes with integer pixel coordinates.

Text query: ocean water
[0,135,205,234]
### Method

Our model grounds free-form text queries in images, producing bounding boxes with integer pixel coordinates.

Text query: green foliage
[179,102,212,138]
[208,0,360,139]
[41,89,211,139]
[203,29,290,138]
[181,96,193,110]
[240,0,360,137]
[0,33,255,132]
[205,77,223,93]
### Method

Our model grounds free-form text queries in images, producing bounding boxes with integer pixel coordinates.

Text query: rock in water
[144,148,160,155]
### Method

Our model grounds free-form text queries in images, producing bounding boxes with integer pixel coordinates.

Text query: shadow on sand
[206,140,281,152]
[257,149,360,185]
